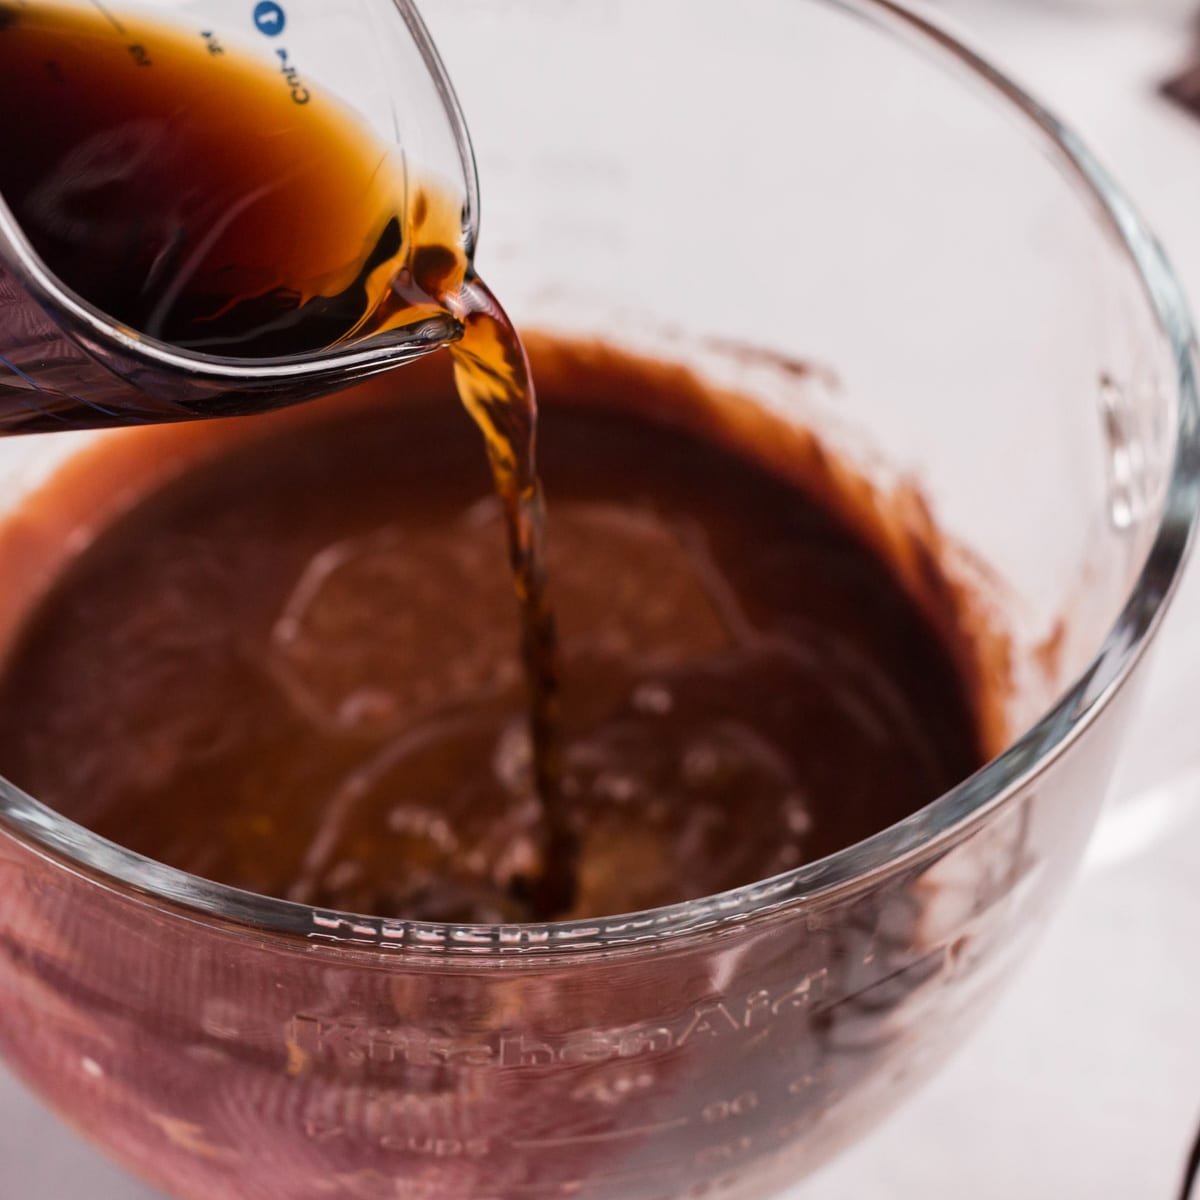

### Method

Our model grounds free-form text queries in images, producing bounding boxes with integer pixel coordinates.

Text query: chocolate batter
[0,338,985,922]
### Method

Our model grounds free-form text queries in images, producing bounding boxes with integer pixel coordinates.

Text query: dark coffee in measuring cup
[0,1,447,355]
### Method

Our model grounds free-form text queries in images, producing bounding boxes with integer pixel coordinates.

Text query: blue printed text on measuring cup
[253,2,286,37]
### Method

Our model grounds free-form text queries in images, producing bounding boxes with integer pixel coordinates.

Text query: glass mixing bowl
[0,1,1196,1198]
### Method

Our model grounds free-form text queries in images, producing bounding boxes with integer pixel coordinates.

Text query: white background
[4,3,1200,1197]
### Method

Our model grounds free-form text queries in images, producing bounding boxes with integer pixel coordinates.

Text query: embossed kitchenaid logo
[288,969,831,1072]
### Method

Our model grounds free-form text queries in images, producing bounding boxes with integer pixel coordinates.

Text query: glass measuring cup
[0,2,1197,1199]
[0,0,476,432]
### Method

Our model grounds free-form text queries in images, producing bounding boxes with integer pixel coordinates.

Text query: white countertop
[4,4,1200,1197]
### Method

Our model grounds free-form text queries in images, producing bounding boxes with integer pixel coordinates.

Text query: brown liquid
[0,2,567,903]
[441,288,568,912]
[0,337,985,922]
[0,1,440,355]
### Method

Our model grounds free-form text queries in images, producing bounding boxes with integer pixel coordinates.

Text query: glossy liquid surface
[0,339,985,921]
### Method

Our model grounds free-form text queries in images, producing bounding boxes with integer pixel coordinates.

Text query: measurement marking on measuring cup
[87,0,125,34]
[253,1,286,37]
[510,1115,690,1150]
[82,0,152,66]
[274,45,309,105]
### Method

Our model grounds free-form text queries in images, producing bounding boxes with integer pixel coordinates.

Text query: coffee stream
[443,286,572,913]
[0,3,573,912]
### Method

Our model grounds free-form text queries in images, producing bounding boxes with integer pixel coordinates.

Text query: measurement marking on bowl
[502,1164,684,1192]
[511,1116,690,1149]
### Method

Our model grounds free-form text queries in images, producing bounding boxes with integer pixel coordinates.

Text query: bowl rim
[0,0,1197,959]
